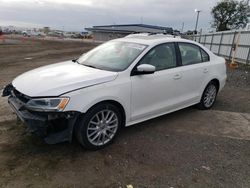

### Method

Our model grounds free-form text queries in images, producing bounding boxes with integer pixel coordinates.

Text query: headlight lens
[25,97,69,112]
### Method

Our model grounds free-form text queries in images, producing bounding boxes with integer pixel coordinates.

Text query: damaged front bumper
[2,84,80,144]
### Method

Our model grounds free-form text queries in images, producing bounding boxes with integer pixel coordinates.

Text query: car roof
[114,33,198,46]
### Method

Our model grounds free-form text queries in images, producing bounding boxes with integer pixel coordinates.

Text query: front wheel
[197,81,218,110]
[75,103,122,150]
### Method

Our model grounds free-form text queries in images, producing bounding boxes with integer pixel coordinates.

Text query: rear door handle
[173,74,182,80]
[203,68,208,73]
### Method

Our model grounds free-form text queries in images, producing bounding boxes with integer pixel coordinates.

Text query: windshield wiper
[73,59,99,69]
[83,64,98,69]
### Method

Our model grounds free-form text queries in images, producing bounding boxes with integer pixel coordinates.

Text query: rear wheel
[197,81,218,110]
[75,103,122,150]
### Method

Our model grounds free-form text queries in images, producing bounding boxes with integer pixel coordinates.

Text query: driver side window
[139,43,177,71]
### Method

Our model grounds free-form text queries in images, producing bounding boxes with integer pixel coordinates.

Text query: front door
[130,43,183,121]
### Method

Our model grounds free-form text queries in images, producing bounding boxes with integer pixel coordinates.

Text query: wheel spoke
[108,119,117,124]
[90,132,100,142]
[102,133,106,144]
[97,134,102,144]
[88,127,98,131]
[95,114,101,122]
[101,111,105,121]
[204,97,209,103]
[107,113,115,122]
[104,131,111,139]
[105,111,111,121]
[107,129,115,134]
[107,124,117,129]
[90,120,99,126]
[89,129,99,137]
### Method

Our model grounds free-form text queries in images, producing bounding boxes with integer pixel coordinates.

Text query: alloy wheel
[203,84,217,108]
[86,109,118,146]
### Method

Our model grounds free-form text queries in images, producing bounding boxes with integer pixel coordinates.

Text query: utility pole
[194,9,201,34]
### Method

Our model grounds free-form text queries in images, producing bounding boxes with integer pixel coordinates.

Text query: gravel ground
[213,63,250,113]
[226,63,250,88]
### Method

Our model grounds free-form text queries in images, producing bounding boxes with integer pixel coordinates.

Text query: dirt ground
[0,38,250,188]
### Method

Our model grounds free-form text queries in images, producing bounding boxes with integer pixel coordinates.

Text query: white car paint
[12,34,227,126]
[12,61,118,96]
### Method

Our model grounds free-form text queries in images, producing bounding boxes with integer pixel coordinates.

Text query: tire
[75,102,122,150]
[197,81,218,110]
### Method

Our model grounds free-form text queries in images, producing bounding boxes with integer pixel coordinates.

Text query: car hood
[12,61,118,97]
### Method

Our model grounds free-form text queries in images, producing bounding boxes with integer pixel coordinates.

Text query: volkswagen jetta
[2,34,227,150]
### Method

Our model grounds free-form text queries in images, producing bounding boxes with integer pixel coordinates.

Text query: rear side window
[200,48,210,62]
[178,43,202,65]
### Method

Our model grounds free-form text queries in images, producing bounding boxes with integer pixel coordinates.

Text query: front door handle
[173,74,182,80]
[203,68,209,73]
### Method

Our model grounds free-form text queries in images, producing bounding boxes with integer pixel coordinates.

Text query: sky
[0,0,219,32]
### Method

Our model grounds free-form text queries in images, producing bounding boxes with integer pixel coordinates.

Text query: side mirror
[135,64,156,75]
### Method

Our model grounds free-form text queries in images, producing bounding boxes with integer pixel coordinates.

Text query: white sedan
[2,34,227,150]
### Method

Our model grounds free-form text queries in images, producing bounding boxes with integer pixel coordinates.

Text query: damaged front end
[2,84,80,144]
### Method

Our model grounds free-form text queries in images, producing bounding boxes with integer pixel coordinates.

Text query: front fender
[62,81,131,123]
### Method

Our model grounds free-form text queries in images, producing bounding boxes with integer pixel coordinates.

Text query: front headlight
[25,97,69,112]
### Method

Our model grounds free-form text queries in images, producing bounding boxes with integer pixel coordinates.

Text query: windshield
[77,41,147,71]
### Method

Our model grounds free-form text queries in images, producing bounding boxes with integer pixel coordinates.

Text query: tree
[211,0,250,31]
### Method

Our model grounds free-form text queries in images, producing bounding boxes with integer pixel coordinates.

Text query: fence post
[246,47,250,65]
[218,32,223,55]
[203,34,206,46]
[210,33,214,51]
[199,31,202,43]
[229,31,237,61]
[190,35,193,41]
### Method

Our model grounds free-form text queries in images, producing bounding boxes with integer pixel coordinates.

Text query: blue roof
[86,24,173,34]
[92,24,172,30]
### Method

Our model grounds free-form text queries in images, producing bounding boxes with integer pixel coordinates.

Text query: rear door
[176,42,211,104]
